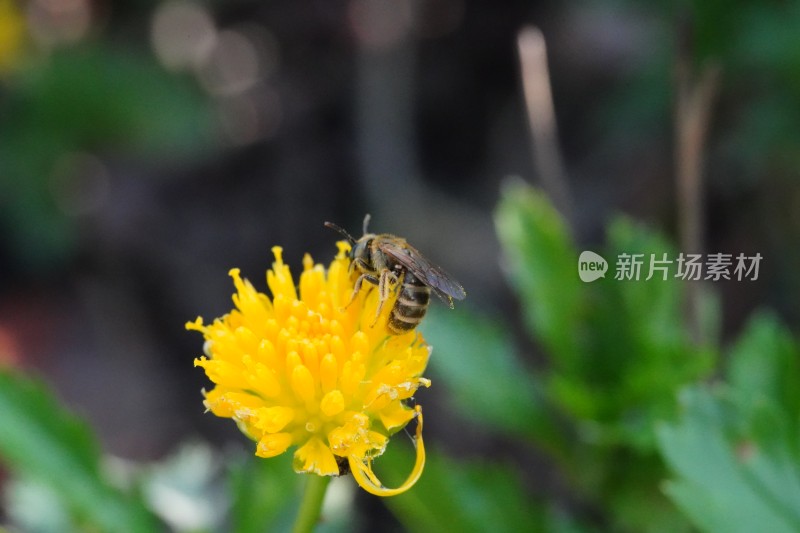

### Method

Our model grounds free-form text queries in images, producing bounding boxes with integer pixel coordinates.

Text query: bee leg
[346,272,379,309]
[349,257,371,275]
[371,269,398,326]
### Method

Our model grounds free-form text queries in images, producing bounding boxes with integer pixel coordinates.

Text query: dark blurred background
[1,0,798,522]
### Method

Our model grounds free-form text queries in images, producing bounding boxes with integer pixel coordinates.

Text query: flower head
[187,243,429,495]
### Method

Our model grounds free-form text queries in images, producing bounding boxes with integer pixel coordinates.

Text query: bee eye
[353,240,369,260]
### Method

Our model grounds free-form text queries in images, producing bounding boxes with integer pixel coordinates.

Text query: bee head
[325,215,375,263]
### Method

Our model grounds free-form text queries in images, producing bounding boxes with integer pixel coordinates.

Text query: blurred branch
[517,26,574,231]
[674,48,720,345]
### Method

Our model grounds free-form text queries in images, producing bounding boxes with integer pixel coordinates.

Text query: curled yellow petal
[348,406,425,497]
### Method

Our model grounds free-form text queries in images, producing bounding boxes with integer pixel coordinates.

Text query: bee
[325,214,466,335]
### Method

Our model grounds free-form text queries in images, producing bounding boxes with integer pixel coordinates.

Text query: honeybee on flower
[325,214,467,335]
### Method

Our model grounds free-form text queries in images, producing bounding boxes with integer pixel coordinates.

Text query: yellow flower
[187,243,430,496]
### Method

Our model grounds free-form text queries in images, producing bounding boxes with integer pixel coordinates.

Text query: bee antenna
[362,213,371,234]
[324,221,356,243]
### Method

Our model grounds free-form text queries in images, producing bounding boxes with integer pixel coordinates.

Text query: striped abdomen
[388,271,430,335]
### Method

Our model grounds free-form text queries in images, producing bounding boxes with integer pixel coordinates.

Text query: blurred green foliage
[421,304,551,443]
[657,313,800,533]
[380,444,552,533]
[0,45,212,270]
[599,0,800,174]
[423,181,716,532]
[0,369,158,532]
[228,450,302,533]
[0,366,310,532]
[419,181,799,532]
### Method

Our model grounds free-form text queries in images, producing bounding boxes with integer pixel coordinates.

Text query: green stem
[292,475,331,533]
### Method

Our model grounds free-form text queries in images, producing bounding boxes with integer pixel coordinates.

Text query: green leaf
[595,219,715,426]
[379,445,547,533]
[551,217,714,441]
[422,306,561,449]
[0,369,158,532]
[8,46,213,156]
[657,386,800,533]
[494,182,714,445]
[228,450,302,533]
[727,311,800,417]
[494,179,583,363]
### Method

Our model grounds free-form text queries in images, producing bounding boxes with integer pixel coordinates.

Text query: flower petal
[320,389,345,417]
[294,437,339,476]
[378,401,416,431]
[254,406,295,433]
[267,246,298,301]
[291,364,316,404]
[349,406,425,496]
[256,432,292,458]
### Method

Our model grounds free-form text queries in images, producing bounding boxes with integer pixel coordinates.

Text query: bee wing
[379,239,466,307]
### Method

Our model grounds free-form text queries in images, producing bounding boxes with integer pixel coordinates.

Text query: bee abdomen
[388,273,430,335]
